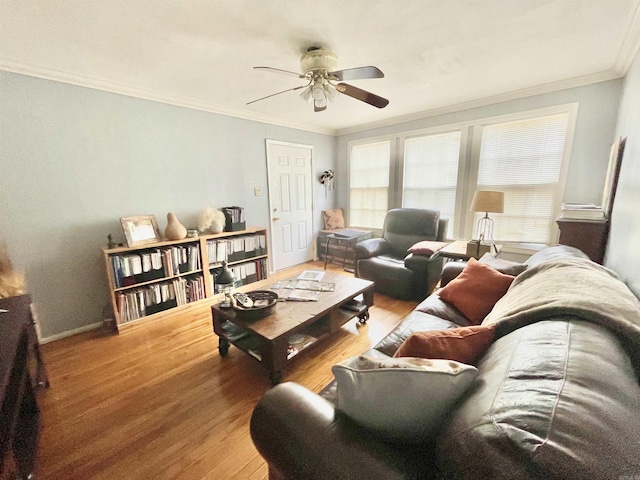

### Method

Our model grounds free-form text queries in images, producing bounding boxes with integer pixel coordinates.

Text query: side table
[318,229,372,272]
[439,240,502,261]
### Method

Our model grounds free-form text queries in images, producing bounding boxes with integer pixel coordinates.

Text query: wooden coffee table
[211,272,374,385]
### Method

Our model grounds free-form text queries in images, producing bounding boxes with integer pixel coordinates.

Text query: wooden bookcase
[102,227,268,332]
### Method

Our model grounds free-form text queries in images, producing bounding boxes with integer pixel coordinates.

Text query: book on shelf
[560,202,605,220]
[288,333,318,353]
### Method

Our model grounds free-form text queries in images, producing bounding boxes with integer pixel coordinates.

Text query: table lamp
[216,261,236,308]
[470,190,504,244]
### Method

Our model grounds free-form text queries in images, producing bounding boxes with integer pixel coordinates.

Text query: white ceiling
[2,0,640,135]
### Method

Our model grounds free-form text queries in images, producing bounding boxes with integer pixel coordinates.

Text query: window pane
[403,131,461,238]
[477,113,569,243]
[349,141,391,229]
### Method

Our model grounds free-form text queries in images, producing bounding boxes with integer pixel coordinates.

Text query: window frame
[346,103,578,246]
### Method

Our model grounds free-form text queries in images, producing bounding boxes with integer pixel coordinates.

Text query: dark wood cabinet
[556,218,609,264]
[1,294,43,479]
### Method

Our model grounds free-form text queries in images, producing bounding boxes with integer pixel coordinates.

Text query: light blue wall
[1,67,635,339]
[607,49,640,297]
[336,79,623,217]
[0,71,336,338]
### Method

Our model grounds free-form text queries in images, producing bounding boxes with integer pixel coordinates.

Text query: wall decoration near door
[320,170,335,197]
[602,136,627,217]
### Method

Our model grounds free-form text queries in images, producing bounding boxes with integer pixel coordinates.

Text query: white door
[266,140,314,272]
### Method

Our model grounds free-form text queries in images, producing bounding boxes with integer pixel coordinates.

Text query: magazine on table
[271,279,335,292]
[296,270,325,282]
[270,287,320,302]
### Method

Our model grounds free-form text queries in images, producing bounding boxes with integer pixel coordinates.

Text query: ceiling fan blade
[335,83,389,108]
[329,66,384,81]
[246,85,307,105]
[253,66,305,78]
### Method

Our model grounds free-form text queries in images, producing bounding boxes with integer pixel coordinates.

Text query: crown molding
[334,70,623,136]
[0,56,630,139]
[614,0,640,74]
[0,58,336,136]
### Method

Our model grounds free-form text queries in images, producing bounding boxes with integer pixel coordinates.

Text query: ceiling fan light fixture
[312,84,327,110]
[300,47,338,74]
[249,46,388,112]
[323,83,338,102]
[299,85,312,103]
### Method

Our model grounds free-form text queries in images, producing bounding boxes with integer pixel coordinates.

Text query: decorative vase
[165,212,187,240]
[210,218,224,234]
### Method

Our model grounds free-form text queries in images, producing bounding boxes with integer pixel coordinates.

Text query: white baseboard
[39,321,102,344]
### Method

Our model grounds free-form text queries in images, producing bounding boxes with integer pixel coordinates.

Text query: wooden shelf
[102,227,269,333]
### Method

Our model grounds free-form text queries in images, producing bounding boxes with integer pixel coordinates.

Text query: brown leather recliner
[354,208,448,300]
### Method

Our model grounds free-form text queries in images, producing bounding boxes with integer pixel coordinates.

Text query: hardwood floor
[34,261,417,479]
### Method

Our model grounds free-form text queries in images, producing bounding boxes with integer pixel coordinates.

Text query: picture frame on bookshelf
[120,215,160,247]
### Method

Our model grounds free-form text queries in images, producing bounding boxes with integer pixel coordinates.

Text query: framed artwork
[601,136,627,218]
[120,215,160,247]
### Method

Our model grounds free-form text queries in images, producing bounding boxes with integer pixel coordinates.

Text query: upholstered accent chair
[354,209,448,300]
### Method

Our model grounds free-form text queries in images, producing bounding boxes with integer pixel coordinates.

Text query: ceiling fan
[247,46,389,112]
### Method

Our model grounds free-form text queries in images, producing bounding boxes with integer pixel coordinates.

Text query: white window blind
[477,113,570,243]
[403,131,461,238]
[349,141,391,229]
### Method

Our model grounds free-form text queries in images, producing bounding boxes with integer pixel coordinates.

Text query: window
[347,105,576,245]
[475,113,570,243]
[349,140,391,229]
[403,131,461,238]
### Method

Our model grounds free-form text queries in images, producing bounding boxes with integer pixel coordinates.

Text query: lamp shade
[470,191,504,213]
[216,261,236,286]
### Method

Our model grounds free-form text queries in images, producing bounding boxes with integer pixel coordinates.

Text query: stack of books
[559,203,606,220]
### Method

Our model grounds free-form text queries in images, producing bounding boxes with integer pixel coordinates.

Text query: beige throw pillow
[322,208,345,230]
[332,355,478,442]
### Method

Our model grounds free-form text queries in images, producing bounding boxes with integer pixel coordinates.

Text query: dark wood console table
[1,294,43,479]
[556,218,609,264]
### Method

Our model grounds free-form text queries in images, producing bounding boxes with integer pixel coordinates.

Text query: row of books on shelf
[210,258,268,291]
[559,202,606,220]
[116,274,205,323]
[222,206,245,223]
[206,234,267,265]
[110,244,202,288]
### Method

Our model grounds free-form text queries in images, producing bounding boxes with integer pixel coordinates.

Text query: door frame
[265,139,315,273]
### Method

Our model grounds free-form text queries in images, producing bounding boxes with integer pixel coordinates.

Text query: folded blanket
[483,257,640,372]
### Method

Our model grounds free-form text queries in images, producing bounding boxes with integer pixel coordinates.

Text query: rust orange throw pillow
[393,325,496,365]
[438,257,514,324]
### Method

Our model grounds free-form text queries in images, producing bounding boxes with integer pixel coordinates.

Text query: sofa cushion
[407,240,448,256]
[393,325,496,365]
[437,319,640,479]
[438,258,514,324]
[478,253,527,276]
[332,355,478,442]
[374,310,466,356]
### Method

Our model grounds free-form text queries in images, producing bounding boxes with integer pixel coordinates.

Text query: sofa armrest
[354,237,390,260]
[403,252,437,271]
[440,261,467,287]
[250,382,436,480]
